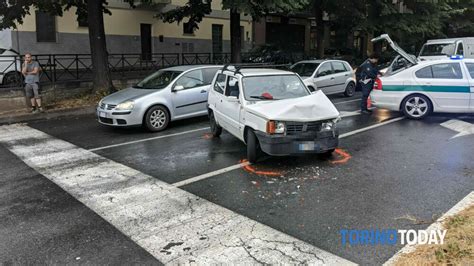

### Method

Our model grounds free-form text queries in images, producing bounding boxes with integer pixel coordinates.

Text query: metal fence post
[75,54,79,80]
[52,55,56,86]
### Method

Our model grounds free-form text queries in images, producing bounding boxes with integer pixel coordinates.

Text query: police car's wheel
[247,130,260,163]
[209,111,222,137]
[144,105,169,132]
[402,95,432,119]
[344,82,356,97]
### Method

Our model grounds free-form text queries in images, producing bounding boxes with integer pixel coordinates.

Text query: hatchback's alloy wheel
[145,106,169,132]
[344,82,356,97]
[402,95,431,119]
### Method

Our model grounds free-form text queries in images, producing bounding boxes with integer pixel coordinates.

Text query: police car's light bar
[450,55,464,60]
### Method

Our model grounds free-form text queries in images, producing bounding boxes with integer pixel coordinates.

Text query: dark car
[242,45,301,64]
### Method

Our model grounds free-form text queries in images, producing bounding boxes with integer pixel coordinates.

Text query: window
[36,11,56,42]
[202,68,220,85]
[225,77,239,97]
[174,69,204,89]
[242,75,309,101]
[415,66,433,79]
[290,63,319,77]
[213,73,226,94]
[466,63,474,79]
[317,63,333,77]
[432,63,463,79]
[332,62,347,74]
[456,43,464,56]
[77,15,88,27]
[183,22,194,34]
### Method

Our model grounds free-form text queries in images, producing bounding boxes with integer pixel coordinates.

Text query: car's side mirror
[173,85,185,92]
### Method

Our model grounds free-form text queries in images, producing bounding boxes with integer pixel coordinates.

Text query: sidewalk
[0,105,96,125]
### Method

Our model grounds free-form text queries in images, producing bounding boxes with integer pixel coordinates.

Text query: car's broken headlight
[116,100,135,111]
[321,121,335,132]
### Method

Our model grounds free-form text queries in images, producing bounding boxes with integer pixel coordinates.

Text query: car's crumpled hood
[245,91,340,122]
[102,87,158,104]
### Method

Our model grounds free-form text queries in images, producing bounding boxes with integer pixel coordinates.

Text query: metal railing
[0,52,313,89]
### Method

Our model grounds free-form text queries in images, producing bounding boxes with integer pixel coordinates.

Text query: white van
[418,38,474,61]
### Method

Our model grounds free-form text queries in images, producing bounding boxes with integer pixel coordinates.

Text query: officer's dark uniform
[358,60,379,111]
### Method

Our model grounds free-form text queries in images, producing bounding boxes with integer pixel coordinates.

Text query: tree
[159,0,308,63]
[0,0,140,94]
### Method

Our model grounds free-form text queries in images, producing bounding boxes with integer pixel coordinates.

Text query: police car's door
[313,62,337,94]
[465,62,474,111]
[414,62,470,112]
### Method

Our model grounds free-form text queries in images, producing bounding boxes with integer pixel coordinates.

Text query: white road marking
[89,127,209,152]
[0,124,355,265]
[173,161,250,187]
[333,99,360,105]
[339,117,404,138]
[384,191,474,265]
[440,119,474,139]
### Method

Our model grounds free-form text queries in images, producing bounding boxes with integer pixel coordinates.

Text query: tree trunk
[87,0,114,94]
[314,0,325,59]
[230,9,241,63]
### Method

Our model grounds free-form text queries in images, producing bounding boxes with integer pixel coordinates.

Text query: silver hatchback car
[97,65,221,131]
[290,60,356,97]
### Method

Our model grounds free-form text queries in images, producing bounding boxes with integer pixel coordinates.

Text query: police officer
[358,53,380,114]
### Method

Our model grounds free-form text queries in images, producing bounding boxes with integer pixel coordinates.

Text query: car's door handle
[330,77,335,80]
[200,89,207,93]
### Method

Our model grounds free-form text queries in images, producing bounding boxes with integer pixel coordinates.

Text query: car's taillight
[266,121,276,134]
[373,78,382,90]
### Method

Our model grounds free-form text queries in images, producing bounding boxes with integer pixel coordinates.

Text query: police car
[370,34,474,119]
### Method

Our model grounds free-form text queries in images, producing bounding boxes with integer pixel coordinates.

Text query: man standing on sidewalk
[22,53,43,113]
[359,53,380,114]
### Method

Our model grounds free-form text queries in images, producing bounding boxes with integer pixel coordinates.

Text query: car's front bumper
[96,107,142,127]
[255,130,339,156]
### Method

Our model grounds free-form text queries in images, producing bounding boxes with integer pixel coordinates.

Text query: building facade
[2,0,253,56]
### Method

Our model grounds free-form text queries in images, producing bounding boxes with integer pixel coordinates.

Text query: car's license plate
[99,111,107,118]
[299,142,315,151]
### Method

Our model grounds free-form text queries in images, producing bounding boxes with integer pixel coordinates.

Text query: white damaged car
[207,66,340,163]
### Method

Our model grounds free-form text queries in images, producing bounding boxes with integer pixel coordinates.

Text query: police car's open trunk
[372,34,418,76]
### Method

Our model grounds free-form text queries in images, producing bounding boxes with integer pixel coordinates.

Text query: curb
[0,106,96,125]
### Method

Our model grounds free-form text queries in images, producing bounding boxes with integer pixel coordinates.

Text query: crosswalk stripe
[0,124,355,265]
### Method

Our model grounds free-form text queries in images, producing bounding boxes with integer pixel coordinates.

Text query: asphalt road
[1,92,473,264]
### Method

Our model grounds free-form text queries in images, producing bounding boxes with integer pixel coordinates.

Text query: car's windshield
[420,43,456,57]
[134,70,182,89]
[242,74,309,101]
[290,63,320,77]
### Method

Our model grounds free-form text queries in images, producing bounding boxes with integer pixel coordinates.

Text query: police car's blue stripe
[383,85,470,93]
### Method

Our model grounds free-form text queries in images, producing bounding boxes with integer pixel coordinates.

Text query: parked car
[0,48,22,86]
[418,37,474,61]
[97,65,221,131]
[370,35,474,119]
[207,66,340,163]
[290,60,356,97]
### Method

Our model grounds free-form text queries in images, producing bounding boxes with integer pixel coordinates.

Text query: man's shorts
[25,83,41,99]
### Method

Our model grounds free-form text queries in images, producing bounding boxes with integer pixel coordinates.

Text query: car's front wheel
[344,82,356,97]
[3,72,22,86]
[209,111,222,137]
[401,94,432,119]
[144,105,169,132]
[246,130,261,163]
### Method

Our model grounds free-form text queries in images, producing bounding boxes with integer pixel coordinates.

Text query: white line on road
[384,191,474,266]
[175,116,404,188]
[0,124,354,265]
[333,99,360,105]
[173,161,250,187]
[339,117,404,138]
[89,127,209,152]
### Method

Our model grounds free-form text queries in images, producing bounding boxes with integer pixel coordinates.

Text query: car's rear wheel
[344,82,356,97]
[3,72,22,86]
[209,111,222,137]
[401,94,432,119]
[247,130,261,163]
[144,105,169,132]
